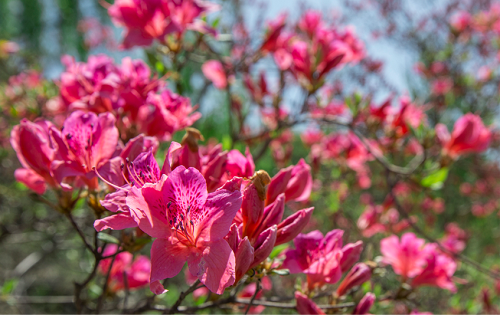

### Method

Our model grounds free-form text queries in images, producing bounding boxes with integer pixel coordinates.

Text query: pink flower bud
[226,224,255,283]
[352,292,375,315]
[250,225,278,269]
[340,241,364,271]
[255,194,285,237]
[295,291,325,315]
[336,263,371,297]
[266,159,313,205]
[241,183,265,238]
[275,207,313,246]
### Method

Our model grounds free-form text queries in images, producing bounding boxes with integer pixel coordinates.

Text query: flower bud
[336,263,372,297]
[275,207,313,246]
[295,291,325,315]
[352,292,375,315]
[340,241,364,271]
[250,225,277,269]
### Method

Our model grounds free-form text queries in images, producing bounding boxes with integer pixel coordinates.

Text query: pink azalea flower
[283,230,345,289]
[388,96,427,137]
[411,249,457,292]
[298,10,323,37]
[266,159,313,205]
[98,244,151,292]
[108,0,176,49]
[126,166,242,295]
[59,54,121,113]
[431,78,453,96]
[435,113,491,158]
[449,11,471,32]
[94,141,180,232]
[108,0,217,49]
[202,60,227,89]
[10,119,60,194]
[50,110,119,190]
[138,89,201,140]
[261,13,288,53]
[119,57,163,122]
[380,233,432,279]
[295,291,325,315]
[226,148,255,178]
[301,129,324,147]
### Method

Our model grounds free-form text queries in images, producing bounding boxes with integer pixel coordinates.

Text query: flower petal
[127,185,171,239]
[188,239,235,294]
[196,189,242,242]
[94,213,137,231]
[149,238,190,295]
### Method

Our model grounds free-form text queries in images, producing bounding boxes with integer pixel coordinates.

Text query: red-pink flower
[226,148,255,178]
[50,110,119,190]
[431,78,453,96]
[202,60,227,89]
[298,10,323,37]
[109,0,217,49]
[283,230,358,289]
[295,291,325,315]
[138,89,201,140]
[435,113,491,158]
[10,119,60,194]
[98,244,151,292]
[450,11,471,32]
[261,13,287,53]
[411,249,457,292]
[59,54,121,113]
[95,140,180,232]
[126,166,242,294]
[380,233,432,279]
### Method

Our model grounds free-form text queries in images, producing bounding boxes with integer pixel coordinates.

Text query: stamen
[92,167,128,191]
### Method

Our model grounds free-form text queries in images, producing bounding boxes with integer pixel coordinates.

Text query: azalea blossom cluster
[4,0,500,313]
[56,55,200,140]
[93,127,316,295]
[108,0,218,49]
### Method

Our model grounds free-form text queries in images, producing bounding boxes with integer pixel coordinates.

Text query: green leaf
[222,135,232,151]
[1,279,17,295]
[97,233,120,244]
[269,244,288,259]
[421,167,449,189]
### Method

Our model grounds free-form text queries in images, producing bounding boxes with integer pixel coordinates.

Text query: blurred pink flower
[98,244,151,292]
[436,113,491,158]
[202,60,227,89]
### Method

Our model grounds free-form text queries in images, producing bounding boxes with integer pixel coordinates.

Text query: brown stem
[166,279,202,314]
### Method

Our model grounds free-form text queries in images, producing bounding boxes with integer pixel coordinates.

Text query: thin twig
[166,279,201,314]
[244,280,260,315]
[64,212,94,254]
[95,254,116,313]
